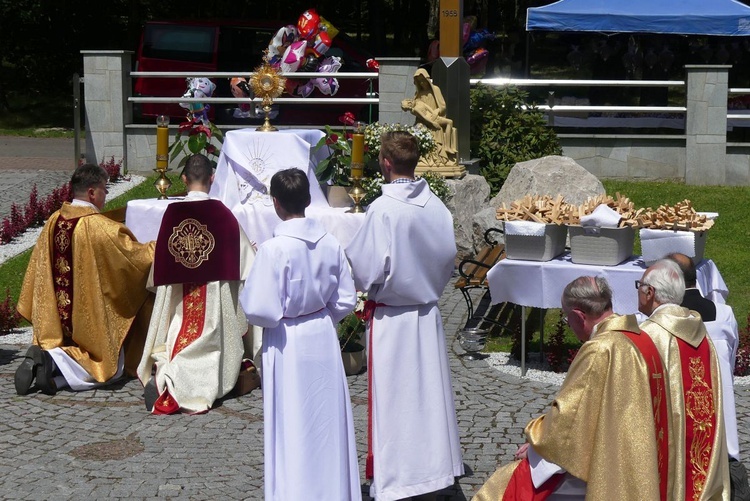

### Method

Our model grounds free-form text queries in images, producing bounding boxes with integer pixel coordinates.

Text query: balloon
[284,78,301,96]
[313,77,339,96]
[300,53,320,72]
[280,40,307,73]
[319,16,339,40]
[296,81,315,98]
[179,77,216,124]
[466,47,489,66]
[310,31,332,57]
[267,25,297,58]
[318,56,342,74]
[230,77,251,113]
[366,58,380,71]
[297,9,321,40]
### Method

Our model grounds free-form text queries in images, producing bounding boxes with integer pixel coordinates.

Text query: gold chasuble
[641,305,730,501]
[474,314,667,501]
[17,203,155,382]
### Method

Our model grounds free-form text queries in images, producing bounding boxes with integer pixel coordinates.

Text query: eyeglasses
[635,280,653,290]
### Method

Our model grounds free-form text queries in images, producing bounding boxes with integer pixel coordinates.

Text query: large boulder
[473,156,605,251]
[492,155,604,207]
[445,174,491,260]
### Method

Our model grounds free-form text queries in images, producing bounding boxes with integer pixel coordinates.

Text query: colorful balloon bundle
[427,15,495,75]
[263,9,350,98]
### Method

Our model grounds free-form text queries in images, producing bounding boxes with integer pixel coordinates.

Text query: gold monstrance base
[257,98,278,132]
[153,169,172,200]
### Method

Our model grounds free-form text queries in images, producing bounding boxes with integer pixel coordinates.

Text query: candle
[156,115,170,170]
[351,131,365,178]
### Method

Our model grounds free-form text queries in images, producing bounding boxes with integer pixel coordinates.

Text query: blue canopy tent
[526,0,750,36]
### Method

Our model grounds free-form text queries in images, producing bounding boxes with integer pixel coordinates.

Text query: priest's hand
[514,442,530,460]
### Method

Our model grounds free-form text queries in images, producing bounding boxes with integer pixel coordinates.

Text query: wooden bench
[455,227,506,330]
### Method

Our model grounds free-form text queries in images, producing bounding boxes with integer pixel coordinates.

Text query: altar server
[345,130,464,500]
[240,168,361,501]
[137,153,256,414]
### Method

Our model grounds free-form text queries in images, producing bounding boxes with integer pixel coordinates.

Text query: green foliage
[169,119,224,171]
[470,84,562,196]
[314,125,353,186]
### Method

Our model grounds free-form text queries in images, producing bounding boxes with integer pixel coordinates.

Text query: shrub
[470,84,562,196]
[545,314,571,372]
[100,156,122,182]
[0,287,21,334]
[735,313,750,376]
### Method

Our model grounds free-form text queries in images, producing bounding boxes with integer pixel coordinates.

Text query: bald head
[667,252,696,288]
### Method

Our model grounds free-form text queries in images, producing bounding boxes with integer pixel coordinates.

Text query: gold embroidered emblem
[54,228,71,253]
[685,356,714,499]
[55,257,70,275]
[56,290,70,309]
[167,218,215,269]
[651,355,666,473]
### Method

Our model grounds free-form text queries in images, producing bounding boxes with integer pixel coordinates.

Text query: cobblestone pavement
[2,283,749,500]
[1,137,749,499]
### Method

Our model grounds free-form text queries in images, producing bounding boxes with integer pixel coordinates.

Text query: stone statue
[401,69,459,167]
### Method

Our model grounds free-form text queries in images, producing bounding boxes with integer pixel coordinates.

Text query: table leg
[539,308,544,356]
[521,305,526,377]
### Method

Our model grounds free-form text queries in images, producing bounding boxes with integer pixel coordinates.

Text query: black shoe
[144,378,158,412]
[35,350,57,396]
[14,346,44,396]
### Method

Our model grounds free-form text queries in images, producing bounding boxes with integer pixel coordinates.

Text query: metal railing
[127,71,379,111]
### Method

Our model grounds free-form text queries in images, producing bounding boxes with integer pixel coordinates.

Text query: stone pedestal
[416,162,466,178]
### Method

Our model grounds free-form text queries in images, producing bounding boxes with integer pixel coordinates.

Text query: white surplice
[137,192,256,414]
[345,179,464,501]
[705,302,740,460]
[239,217,361,501]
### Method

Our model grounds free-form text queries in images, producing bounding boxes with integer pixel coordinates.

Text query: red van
[134,20,378,125]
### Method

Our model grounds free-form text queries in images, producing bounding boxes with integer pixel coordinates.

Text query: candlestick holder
[153,168,172,200]
[347,176,366,213]
[154,114,171,199]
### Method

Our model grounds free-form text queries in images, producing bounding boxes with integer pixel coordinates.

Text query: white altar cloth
[487,252,728,314]
[125,129,365,247]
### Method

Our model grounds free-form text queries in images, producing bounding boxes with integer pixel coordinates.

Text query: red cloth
[502,458,564,501]
[678,337,716,501]
[623,330,670,501]
[362,299,386,480]
[153,199,240,286]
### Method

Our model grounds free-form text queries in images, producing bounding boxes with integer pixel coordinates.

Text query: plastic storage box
[568,226,635,266]
[503,222,567,261]
[640,229,707,265]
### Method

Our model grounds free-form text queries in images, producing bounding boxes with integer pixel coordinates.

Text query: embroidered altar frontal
[153,199,241,286]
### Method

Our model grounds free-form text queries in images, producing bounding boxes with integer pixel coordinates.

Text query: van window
[142,24,216,64]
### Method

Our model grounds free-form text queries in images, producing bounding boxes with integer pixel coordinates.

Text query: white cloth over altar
[209,128,364,246]
[126,129,364,247]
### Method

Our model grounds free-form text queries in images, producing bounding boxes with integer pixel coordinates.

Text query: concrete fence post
[81,50,132,172]
[685,64,730,185]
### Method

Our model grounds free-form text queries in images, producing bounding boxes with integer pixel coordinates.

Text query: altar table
[486,252,728,376]
[126,128,365,247]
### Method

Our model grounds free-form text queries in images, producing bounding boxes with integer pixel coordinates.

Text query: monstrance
[250,53,286,132]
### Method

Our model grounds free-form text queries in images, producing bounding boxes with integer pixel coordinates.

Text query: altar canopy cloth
[526,0,750,36]
[126,129,364,247]
[487,252,727,314]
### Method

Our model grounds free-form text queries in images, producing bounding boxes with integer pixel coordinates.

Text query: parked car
[133,20,378,126]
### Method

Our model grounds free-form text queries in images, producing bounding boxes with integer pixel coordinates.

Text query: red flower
[339,112,356,126]
[326,133,339,145]
[178,121,194,133]
[205,144,217,155]
[345,132,353,141]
